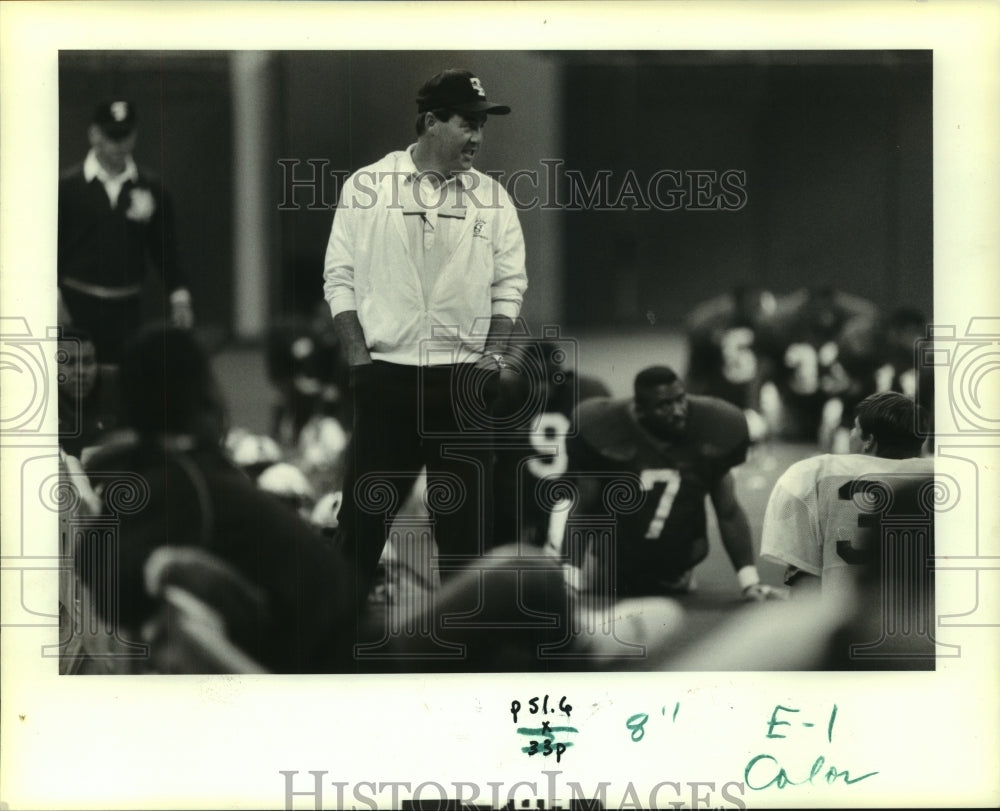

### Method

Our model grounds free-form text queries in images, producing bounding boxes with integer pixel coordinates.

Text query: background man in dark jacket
[58,100,193,365]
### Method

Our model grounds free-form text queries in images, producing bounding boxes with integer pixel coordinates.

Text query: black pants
[337,362,497,604]
[61,287,143,366]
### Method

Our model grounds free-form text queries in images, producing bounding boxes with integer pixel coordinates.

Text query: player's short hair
[855,391,927,459]
[634,365,681,395]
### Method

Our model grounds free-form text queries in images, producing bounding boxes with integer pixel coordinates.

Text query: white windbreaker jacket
[323,148,527,366]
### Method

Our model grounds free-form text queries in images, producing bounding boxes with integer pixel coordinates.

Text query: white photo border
[2,2,998,809]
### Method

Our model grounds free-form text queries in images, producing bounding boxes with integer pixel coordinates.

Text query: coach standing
[58,101,193,365]
[323,68,527,605]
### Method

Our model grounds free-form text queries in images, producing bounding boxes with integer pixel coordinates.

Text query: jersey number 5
[640,469,682,539]
[720,327,758,384]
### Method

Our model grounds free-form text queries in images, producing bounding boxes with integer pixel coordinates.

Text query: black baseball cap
[416,69,510,116]
[93,100,138,139]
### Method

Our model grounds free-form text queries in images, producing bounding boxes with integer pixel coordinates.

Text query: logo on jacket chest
[472,217,487,239]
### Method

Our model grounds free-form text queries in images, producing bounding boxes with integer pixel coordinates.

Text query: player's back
[763,452,934,599]
[492,360,611,549]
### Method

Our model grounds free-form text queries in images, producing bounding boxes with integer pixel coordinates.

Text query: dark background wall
[561,51,932,326]
[58,50,932,341]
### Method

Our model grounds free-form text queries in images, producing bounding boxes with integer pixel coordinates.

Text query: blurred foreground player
[564,365,784,602]
[761,390,931,600]
[76,326,352,673]
[380,544,686,672]
[138,546,272,674]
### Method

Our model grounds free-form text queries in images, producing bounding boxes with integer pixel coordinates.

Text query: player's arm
[710,472,785,602]
[759,468,822,596]
[562,428,610,591]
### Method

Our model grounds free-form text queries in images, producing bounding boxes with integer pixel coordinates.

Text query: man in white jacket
[323,69,527,607]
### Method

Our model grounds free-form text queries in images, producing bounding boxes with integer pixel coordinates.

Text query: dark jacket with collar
[57,161,184,295]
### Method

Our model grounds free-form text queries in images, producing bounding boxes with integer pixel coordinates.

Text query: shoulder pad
[577,374,612,401]
[685,395,750,461]
[575,398,637,461]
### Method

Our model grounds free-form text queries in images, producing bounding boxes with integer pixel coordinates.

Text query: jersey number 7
[640,469,682,539]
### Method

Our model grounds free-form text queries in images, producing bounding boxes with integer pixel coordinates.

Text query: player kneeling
[560,365,785,603]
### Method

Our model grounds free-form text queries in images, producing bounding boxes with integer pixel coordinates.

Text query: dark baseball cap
[93,100,138,139]
[416,69,510,116]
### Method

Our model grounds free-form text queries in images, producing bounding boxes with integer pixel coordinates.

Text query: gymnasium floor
[212,328,818,669]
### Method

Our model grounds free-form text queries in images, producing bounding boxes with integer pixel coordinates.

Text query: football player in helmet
[818,307,928,453]
[757,286,878,441]
[224,427,283,482]
[562,365,784,602]
[294,413,350,497]
[256,461,317,521]
[265,306,351,448]
[684,284,778,438]
[492,339,611,550]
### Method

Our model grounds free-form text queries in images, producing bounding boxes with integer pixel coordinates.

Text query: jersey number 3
[640,469,682,539]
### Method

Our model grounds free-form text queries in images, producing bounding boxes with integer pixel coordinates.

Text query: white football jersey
[761,453,934,591]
